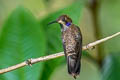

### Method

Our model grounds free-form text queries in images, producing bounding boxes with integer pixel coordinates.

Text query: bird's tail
[67,53,81,79]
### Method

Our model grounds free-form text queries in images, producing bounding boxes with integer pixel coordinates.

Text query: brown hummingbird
[48,15,82,79]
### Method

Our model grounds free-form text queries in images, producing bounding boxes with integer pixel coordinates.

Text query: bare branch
[83,32,120,50]
[0,32,120,74]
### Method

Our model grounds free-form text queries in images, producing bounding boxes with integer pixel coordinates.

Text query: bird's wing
[74,26,82,58]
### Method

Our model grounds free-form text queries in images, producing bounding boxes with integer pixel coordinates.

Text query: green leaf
[102,53,120,80]
[39,1,85,80]
[0,7,46,80]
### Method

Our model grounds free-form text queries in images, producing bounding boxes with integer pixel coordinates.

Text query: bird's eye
[62,18,65,21]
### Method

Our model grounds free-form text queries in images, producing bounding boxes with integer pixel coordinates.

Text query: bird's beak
[48,20,57,25]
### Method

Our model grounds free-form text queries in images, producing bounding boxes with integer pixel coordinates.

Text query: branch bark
[0,32,120,74]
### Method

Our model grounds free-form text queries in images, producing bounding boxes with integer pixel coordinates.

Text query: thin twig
[0,32,120,74]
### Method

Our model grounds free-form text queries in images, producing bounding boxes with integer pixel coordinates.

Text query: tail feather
[67,54,81,79]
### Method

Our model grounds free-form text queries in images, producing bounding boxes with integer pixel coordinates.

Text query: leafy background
[0,0,120,80]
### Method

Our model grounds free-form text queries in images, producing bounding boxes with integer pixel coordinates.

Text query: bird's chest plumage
[62,26,78,54]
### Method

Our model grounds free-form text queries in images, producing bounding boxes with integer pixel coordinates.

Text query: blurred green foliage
[102,53,120,80]
[0,7,46,80]
[100,0,120,53]
[0,0,120,80]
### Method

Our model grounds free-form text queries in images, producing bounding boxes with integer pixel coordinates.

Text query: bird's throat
[62,25,70,32]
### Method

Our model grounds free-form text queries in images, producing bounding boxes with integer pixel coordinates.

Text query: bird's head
[48,15,72,27]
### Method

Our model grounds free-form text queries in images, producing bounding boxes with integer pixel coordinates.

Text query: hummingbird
[48,15,82,79]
